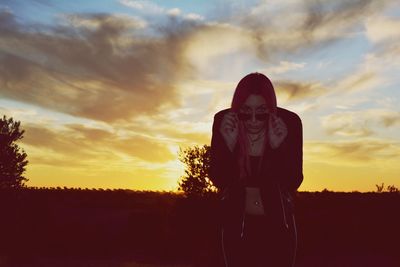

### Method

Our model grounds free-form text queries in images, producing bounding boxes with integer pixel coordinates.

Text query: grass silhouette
[0,187,399,266]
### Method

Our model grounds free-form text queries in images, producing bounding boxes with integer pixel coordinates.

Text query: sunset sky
[1,0,399,192]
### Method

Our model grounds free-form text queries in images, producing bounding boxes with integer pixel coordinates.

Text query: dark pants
[221,213,295,267]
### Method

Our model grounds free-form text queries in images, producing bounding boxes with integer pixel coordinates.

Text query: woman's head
[231,72,277,114]
[230,72,277,179]
[231,72,277,134]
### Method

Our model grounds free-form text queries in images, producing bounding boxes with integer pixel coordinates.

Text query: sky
[0,0,399,192]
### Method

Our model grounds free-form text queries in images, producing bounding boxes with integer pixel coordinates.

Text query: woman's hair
[230,72,277,180]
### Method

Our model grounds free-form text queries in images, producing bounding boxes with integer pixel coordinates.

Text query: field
[0,188,399,267]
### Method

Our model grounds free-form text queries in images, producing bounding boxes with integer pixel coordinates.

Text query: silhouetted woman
[209,72,303,267]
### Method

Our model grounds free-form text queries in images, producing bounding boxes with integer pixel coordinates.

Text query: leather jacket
[209,107,303,238]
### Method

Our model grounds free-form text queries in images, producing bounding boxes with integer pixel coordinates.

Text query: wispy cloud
[214,0,391,60]
[119,0,164,14]
[119,0,204,21]
[261,61,306,75]
[1,0,392,123]
[275,80,327,101]
[305,138,400,164]
[0,10,195,122]
[321,109,400,137]
[365,13,400,44]
[22,121,175,164]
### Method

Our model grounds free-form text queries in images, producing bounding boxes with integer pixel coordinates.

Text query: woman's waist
[225,183,282,209]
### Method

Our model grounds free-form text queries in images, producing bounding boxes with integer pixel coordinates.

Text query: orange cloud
[0,11,194,122]
[22,122,176,165]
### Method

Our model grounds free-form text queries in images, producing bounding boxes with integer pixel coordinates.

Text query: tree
[177,144,218,197]
[375,182,385,193]
[387,184,399,193]
[0,115,29,188]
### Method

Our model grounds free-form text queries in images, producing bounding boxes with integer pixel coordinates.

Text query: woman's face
[239,94,269,134]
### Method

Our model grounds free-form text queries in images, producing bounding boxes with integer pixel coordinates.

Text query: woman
[209,72,303,267]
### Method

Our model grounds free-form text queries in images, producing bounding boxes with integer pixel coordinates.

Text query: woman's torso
[247,155,262,187]
[245,134,284,220]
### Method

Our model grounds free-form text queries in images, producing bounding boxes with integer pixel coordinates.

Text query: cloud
[115,0,394,82]
[184,13,204,21]
[183,23,257,78]
[216,0,391,60]
[119,0,164,14]
[62,13,147,31]
[166,8,182,17]
[365,14,400,44]
[321,112,373,137]
[376,110,400,127]
[22,122,175,164]
[106,109,212,147]
[64,123,114,141]
[305,138,400,164]
[274,80,327,101]
[333,71,379,93]
[1,1,392,124]
[23,124,99,153]
[361,11,400,84]
[0,11,195,123]
[119,0,204,21]
[179,0,392,81]
[111,136,175,163]
[262,61,306,75]
[321,109,400,137]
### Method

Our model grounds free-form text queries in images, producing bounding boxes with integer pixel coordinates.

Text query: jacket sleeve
[209,111,239,192]
[274,112,303,192]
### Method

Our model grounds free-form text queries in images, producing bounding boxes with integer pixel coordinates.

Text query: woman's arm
[209,111,239,191]
[274,111,303,192]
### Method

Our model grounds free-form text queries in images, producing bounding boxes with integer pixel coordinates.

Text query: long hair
[230,72,277,180]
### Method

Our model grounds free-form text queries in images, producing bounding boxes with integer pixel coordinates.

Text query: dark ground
[0,188,399,267]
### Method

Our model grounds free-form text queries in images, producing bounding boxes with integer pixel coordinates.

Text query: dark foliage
[0,188,399,266]
[0,115,29,189]
[177,145,218,197]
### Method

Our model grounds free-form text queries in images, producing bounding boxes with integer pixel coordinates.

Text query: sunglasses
[237,112,270,121]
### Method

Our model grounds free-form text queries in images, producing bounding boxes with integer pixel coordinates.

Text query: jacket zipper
[240,203,245,238]
[278,184,289,229]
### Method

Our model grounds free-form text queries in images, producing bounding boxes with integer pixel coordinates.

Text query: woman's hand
[269,113,288,149]
[219,111,239,152]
